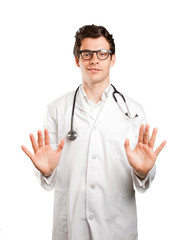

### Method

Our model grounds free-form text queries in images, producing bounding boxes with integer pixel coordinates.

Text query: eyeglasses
[80,49,112,60]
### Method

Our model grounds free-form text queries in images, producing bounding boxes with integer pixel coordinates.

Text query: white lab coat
[37,86,156,240]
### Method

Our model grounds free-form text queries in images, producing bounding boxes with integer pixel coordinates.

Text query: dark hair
[73,24,115,58]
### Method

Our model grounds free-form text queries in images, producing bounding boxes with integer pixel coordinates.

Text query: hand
[21,129,65,177]
[124,124,166,179]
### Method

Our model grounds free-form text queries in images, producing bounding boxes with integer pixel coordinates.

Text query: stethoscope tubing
[67,84,138,141]
[70,85,81,131]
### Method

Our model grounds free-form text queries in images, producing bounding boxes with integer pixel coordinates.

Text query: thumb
[57,139,65,153]
[124,139,131,154]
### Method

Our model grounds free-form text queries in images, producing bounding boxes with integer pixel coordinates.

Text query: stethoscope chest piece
[67,130,78,141]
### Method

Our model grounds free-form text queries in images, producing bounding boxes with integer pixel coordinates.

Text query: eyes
[80,49,112,60]
[82,52,91,58]
[98,51,108,58]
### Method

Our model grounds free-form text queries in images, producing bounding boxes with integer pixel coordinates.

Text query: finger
[21,145,34,161]
[124,139,131,154]
[155,140,167,156]
[138,124,144,143]
[143,124,150,144]
[37,130,43,148]
[44,129,50,145]
[149,128,158,149]
[57,139,65,153]
[30,134,38,153]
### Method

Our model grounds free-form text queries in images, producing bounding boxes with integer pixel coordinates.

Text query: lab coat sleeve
[34,103,58,191]
[131,165,156,193]
[34,167,57,191]
[130,101,156,193]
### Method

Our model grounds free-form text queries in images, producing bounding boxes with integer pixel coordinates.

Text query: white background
[0,0,189,239]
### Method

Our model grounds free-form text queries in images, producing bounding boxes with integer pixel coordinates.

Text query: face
[75,37,115,86]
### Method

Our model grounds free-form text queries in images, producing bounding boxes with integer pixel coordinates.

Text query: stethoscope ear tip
[125,113,138,118]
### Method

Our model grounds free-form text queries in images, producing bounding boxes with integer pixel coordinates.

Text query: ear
[75,57,80,67]
[110,54,116,67]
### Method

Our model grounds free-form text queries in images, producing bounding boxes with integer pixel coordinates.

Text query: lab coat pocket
[53,189,68,239]
[116,192,138,239]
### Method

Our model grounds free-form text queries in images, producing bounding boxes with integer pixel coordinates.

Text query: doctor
[21,24,166,240]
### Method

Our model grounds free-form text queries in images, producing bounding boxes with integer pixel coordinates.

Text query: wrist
[42,170,54,178]
[133,169,148,180]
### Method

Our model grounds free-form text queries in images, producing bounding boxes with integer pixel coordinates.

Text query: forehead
[80,37,110,50]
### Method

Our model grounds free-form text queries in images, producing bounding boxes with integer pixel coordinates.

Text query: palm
[126,142,157,175]
[32,145,61,175]
[125,124,166,179]
[21,129,64,177]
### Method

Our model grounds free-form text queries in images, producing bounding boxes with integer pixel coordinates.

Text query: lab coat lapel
[73,88,92,115]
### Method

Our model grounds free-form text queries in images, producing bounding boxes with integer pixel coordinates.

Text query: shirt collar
[80,84,111,104]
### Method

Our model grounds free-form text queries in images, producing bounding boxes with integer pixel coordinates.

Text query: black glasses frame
[79,49,112,60]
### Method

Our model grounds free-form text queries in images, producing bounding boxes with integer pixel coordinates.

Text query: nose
[90,52,99,65]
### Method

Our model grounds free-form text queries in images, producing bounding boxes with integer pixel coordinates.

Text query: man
[21,24,166,240]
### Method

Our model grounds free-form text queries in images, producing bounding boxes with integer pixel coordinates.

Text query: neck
[82,81,110,104]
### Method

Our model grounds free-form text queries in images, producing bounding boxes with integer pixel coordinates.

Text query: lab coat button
[91,154,96,159]
[89,215,94,221]
[90,184,95,189]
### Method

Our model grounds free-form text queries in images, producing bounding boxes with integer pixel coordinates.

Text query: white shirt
[80,84,111,117]
[37,85,156,240]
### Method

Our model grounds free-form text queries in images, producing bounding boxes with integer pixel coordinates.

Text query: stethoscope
[67,84,138,141]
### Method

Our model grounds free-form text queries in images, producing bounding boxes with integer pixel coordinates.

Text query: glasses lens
[81,51,92,60]
[97,50,109,60]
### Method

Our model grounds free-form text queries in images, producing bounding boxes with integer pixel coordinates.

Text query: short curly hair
[73,24,115,58]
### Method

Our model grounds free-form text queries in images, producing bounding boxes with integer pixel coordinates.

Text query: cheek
[79,63,89,76]
[103,63,112,72]
[78,61,84,70]
[79,60,87,69]
[81,64,87,72]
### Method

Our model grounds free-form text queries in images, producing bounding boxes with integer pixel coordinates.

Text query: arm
[21,102,65,190]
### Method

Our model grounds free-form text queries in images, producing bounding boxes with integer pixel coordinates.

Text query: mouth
[87,68,102,73]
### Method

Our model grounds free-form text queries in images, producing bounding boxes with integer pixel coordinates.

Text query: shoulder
[116,90,145,112]
[49,91,74,107]
[110,84,144,114]
[46,91,75,117]
[121,93,146,123]
[125,95,144,112]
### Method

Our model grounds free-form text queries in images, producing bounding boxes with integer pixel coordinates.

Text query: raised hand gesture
[21,129,65,177]
[124,124,166,179]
